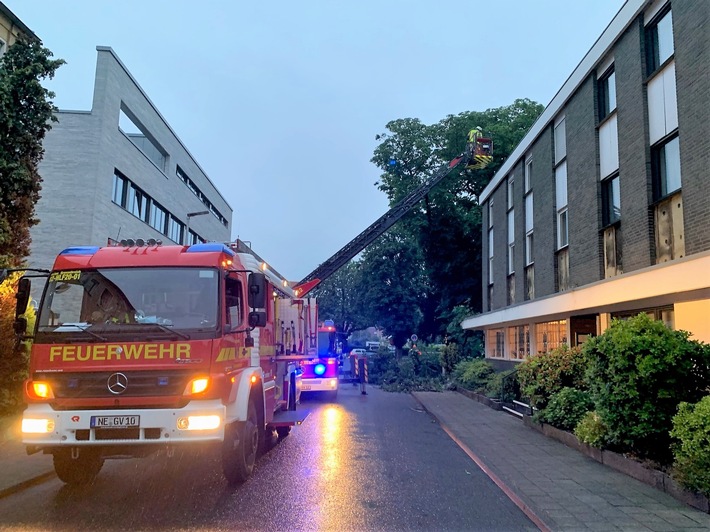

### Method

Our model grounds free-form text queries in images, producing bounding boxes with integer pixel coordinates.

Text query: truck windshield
[37,267,219,333]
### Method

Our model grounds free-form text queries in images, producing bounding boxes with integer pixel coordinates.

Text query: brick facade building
[463,0,710,365]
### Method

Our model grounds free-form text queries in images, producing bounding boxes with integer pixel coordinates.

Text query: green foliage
[366,349,398,384]
[0,273,35,415]
[0,38,64,268]
[583,313,710,463]
[358,228,427,349]
[516,345,588,409]
[670,396,710,496]
[536,387,593,431]
[452,358,494,391]
[574,411,608,448]
[311,262,365,334]
[442,303,484,360]
[439,343,462,375]
[484,370,518,403]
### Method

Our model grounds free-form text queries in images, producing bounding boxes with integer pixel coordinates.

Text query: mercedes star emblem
[107,372,128,395]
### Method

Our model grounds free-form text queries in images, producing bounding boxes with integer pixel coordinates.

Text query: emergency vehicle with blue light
[299,319,340,398]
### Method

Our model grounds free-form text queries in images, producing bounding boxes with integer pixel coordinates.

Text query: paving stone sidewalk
[412,391,710,532]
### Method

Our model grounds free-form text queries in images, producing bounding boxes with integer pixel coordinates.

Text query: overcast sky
[8,0,624,282]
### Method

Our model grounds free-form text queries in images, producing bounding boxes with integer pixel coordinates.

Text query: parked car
[350,348,367,357]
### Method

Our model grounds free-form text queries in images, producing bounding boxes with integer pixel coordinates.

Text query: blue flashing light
[388,157,397,167]
[185,243,235,256]
[59,246,100,256]
[314,363,327,376]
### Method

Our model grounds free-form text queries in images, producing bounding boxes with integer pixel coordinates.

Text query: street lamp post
[185,210,209,245]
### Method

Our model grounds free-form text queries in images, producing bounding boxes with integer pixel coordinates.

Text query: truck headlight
[183,377,210,395]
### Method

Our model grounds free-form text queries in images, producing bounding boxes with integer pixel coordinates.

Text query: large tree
[0,37,64,268]
[312,261,364,335]
[304,99,543,347]
[369,99,544,339]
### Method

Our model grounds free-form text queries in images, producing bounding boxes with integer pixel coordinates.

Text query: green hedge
[670,396,710,496]
[583,313,710,463]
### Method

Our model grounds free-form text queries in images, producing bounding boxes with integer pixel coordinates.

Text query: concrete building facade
[463,0,710,366]
[29,46,233,276]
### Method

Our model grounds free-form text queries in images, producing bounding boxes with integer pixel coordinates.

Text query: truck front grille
[38,370,192,399]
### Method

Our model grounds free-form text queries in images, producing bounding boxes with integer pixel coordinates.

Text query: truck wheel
[276,426,291,439]
[53,448,104,485]
[222,401,258,484]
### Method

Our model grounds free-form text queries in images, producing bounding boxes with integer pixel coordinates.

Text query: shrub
[670,396,710,497]
[484,369,518,403]
[439,343,463,375]
[574,411,608,448]
[583,313,710,463]
[0,273,35,416]
[536,387,593,431]
[453,358,494,391]
[516,345,588,409]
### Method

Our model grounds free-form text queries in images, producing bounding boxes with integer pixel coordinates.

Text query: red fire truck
[9,239,315,485]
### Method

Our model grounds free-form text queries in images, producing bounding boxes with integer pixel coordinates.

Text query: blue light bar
[59,246,100,255]
[185,243,235,256]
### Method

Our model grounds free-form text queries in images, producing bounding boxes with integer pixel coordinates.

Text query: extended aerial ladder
[294,130,493,297]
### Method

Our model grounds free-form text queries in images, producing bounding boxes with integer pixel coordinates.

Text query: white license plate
[90,415,140,428]
[302,385,311,391]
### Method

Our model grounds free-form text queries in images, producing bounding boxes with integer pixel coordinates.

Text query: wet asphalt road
[0,384,535,531]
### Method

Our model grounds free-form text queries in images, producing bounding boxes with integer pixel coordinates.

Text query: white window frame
[647,62,678,144]
[507,209,515,275]
[524,192,534,265]
[554,116,566,165]
[488,228,494,284]
[555,161,568,249]
[524,156,532,193]
[599,114,619,178]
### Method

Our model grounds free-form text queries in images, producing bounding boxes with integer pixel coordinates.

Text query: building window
[647,63,678,145]
[176,166,229,228]
[554,117,566,165]
[652,135,681,200]
[508,325,530,360]
[127,185,147,221]
[555,161,568,249]
[535,320,568,353]
[149,202,168,233]
[112,172,128,207]
[602,174,621,226]
[525,192,533,265]
[507,210,515,275]
[119,104,167,172]
[487,328,505,358]
[598,67,616,121]
[167,216,184,244]
[599,114,619,179]
[488,199,494,229]
[646,7,673,74]
[524,157,532,193]
[488,228,494,285]
[612,306,674,330]
[507,177,514,209]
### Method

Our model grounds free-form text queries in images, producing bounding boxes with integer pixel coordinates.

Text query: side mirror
[248,311,267,328]
[15,277,31,317]
[13,317,27,335]
[248,272,267,309]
